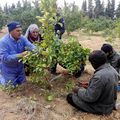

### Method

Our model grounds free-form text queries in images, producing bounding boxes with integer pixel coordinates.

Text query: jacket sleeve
[116,57,120,67]
[0,41,20,63]
[77,75,103,103]
[60,18,65,33]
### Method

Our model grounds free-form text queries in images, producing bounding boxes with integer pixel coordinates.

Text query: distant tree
[94,0,105,18]
[20,11,38,33]
[0,0,44,31]
[17,1,22,8]
[9,3,16,14]
[101,1,105,16]
[81,0,87,15]
[105,0,115,19]
[7,0,40,34]
[0,6,8,30]
[116,2,120,18]
[0,5,2,11]
[94,0,101,18]
[0,9,3,30]
[63,2,83,34]
[84,16,114,33]
[11,3,15,9]
[4,3,9,14]
[88,0,93,18]
[115,19,120,38]
[22,0,32,10]
[33,0,42,16]
[111,0,115,19]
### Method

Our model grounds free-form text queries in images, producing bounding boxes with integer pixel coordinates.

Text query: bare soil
[0,28,120,120]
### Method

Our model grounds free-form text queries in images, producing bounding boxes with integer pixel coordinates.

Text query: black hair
[101,44,113,53]
[89,50,107,69]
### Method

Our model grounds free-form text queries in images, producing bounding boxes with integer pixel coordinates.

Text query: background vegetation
[0,0,120,35]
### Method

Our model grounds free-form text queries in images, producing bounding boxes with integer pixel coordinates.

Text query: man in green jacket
[67,50,119,115]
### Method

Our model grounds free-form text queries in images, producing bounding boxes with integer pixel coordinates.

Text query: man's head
[89,50,107,69]
[7,21,22,40]
[56,7,62,16]
[101,44,113,58]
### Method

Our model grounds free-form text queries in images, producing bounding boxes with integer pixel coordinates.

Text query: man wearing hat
[0,21,35,86]
[101,43,120,73]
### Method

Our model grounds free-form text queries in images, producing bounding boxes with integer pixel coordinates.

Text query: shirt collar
[95,63,110,73]
[9,34,21,42]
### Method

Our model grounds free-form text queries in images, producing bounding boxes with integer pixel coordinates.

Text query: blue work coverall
[0,34,35,86]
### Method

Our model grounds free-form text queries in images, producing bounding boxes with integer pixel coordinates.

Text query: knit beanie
[7,21,21,32]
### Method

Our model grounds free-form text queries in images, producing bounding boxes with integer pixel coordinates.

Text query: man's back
[93,64,118,105]
[72,63,118,114]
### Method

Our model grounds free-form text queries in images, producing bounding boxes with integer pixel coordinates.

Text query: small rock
[115,102,120,110]
[114,112,120,119]
[70,117,78,120]
[84,115,100,120]
[45,105,51,109]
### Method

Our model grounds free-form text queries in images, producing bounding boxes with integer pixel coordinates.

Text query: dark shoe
[49,65,57,75]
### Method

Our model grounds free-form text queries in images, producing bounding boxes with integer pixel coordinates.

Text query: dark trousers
[50,63,57,74]
[67,93,113,115]
[73,64,85,78]
[66,93,84,111]
[24,63,30,76]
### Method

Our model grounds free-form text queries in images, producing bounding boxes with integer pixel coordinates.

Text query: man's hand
[77,81,88,89]
[21,51,30,57]
[57,30,60,35]
[73,86,79,93]
[17,51,30,58]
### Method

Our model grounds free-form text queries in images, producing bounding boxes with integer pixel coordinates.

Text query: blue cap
[7,21,21,32]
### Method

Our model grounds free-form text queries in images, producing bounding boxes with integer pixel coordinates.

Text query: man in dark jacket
[101,43,120,73]
[50,10,65,74]
[54,12,65,39]
[67,50,119,115]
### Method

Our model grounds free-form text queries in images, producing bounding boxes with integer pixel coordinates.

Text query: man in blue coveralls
[0,21,35,86]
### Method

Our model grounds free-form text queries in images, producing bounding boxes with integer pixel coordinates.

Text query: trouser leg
[67,93,84,110]
[74,64,85,78]
[50,63,57,74]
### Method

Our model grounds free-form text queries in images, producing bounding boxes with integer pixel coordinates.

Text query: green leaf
[47,95,53,101]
